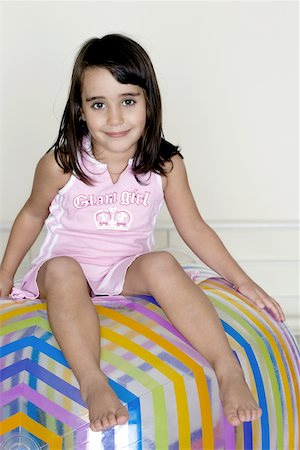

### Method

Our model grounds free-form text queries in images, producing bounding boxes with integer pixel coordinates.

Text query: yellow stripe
[97,306,215,450]
[104,328,137,352]
[0,304,46,322]
[0,301,16,310]
[0,412,62,449]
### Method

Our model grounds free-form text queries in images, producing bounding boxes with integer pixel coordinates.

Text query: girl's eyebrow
[86,93,141,102]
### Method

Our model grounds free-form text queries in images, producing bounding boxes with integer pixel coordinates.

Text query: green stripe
[102,348,168,449]
[46,358,58,402]
[1,317,51,335]
[207,290,284,448]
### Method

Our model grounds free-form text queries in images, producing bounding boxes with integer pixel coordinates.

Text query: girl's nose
[107,106,124,126]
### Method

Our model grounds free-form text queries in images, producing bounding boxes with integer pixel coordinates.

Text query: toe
[229,415,241,426]
[244,408,253,422]
[116,408,129,425]
[107,412,117,428]
[225,407,241,426]
[90,418,103,432]
[237,408,248,422]
[252,406,262,421]
[101,416,110,429]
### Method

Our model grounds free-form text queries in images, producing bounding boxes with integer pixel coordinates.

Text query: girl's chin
[92,141,138,156]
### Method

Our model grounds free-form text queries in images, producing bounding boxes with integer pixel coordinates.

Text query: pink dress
[12,145,164,299]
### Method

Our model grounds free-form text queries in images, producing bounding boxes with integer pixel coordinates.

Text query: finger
[266,299,286,322]
[249,290,267,310]
[257,293,286,322]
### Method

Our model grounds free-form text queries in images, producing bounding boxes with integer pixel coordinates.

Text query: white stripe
[31,195,65,266]
[58,173,77,194]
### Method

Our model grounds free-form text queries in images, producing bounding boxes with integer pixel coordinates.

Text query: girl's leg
[37,256,128,432]
[122,251,262,426]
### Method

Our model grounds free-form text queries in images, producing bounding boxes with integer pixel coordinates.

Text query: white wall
[0,1,299,331]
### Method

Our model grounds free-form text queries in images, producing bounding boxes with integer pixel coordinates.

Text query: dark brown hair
[49,34,182,184]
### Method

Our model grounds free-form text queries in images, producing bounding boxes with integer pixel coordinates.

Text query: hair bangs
[82,36,148,90]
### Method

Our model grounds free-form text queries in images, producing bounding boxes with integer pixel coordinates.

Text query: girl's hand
[0,270,13,297]
[234,278,285,322]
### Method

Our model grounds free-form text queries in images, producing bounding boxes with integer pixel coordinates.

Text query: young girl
[0,34,285,433]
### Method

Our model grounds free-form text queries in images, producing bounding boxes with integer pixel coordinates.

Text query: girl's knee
[39,256,83,284]
[141,251,180,277]
[123,251,184,296]
[37,257,88,299]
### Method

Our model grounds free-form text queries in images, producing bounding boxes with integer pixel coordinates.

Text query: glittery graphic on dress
[94,208,132,231]
[73,190,150,209]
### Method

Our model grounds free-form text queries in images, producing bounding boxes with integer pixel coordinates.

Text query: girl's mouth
[105,130,130,138]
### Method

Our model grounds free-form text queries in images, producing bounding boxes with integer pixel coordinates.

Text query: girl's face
[80,67,147,161]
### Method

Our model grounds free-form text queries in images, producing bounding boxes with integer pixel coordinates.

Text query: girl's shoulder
[161,153,186,191]
[159,138,184,190]
[36,150,71,191]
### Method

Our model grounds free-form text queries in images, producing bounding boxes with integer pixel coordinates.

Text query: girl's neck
[91,145,135,167]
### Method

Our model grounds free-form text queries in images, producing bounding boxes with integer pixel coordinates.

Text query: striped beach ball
[0,266,299,449]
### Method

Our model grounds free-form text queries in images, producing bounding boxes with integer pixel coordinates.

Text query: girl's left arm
[164,155,285,322]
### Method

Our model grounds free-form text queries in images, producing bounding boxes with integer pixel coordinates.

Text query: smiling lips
[105,130,130,138]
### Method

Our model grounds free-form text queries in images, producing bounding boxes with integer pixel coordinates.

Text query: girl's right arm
[0,151,70,296]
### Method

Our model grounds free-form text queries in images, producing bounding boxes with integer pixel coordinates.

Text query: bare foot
[217,370,262,426]
[80,373,129,431]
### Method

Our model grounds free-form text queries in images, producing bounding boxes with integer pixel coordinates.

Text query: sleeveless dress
[12,143,164,299]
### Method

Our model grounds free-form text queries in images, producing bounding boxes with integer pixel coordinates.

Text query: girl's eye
[122,99,136,107]
[92,102,105,110]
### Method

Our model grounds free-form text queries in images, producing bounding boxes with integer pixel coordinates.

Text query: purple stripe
[223,413,236,449]
[1,383,86,427]
[132,303,189,344]
[131,302,210,364]
[141,340,156,350]
[0,358,85,405]
[1,383,89,449]
[101,364,116,376]
[121,351,136,361]
[280,324,300,372]
[0,384,23,405]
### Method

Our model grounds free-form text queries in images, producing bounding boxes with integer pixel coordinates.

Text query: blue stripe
[108,380,142,448]
[222,321,269,450]
[28,331,52,424]
[243,421,253,450]
[127,397,142,450]
[0,359,27,380]
[0,337,68,365]
[101,427,115,450]
[138,295,159,306]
